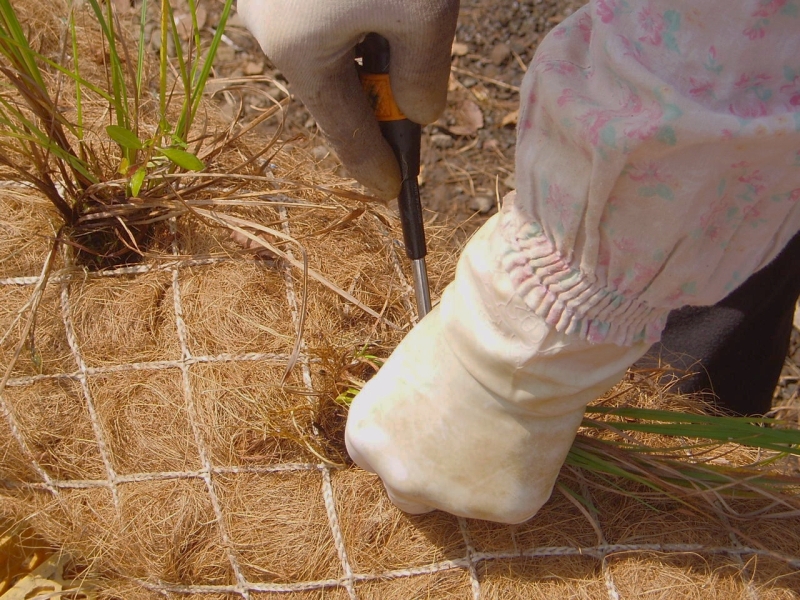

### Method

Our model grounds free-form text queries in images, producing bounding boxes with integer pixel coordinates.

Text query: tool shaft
[411,259,432,317]
[359,33,432,318]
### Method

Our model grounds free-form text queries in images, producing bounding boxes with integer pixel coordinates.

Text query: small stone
[484,64,500,78]
[490,42,511,66]
[174,7,208,40]
[461,77,478,88]
[112,0,132,13]
[449,100,484,136]
[149,28,161,52]
[244,61,264,76]
[215,45,236,63]
[244,92,267,110]
[483,138,501,153]
[149,29,177,57]
[267,83,286,98]
[503,172,516,189]
[468,195,495,214]
[196,7,208,29]
[227,12,245,27]
[430,134,454,149]
[312,146,329,161]
[510,38,528,56]
[429,185,451,213]
[451,42,469,57]
[174,15,192,40]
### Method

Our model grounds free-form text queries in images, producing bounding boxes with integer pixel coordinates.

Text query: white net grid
[2,196,799,600]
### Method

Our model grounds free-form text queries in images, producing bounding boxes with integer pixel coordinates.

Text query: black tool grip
[380,120,425,260]
[358,33,428,261]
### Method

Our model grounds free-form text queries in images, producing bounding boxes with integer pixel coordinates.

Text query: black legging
[637,229,800,416]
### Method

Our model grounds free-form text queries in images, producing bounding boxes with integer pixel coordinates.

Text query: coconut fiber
[1,1,800,599]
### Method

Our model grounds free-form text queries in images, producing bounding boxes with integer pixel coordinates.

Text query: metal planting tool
[358,33,432,319]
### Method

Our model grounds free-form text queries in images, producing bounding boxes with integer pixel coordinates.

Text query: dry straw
[1,1,799,599]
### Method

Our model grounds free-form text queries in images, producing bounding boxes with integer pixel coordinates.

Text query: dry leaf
[449,100,484,136]
[470,84,490,102]
[447,73,460,92]
[501,108,519,127]
[1,553,93,600]
[230,229,280,261]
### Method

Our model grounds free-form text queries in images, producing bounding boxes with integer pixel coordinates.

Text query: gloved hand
[345,213,650,523]
[237,0,460,199]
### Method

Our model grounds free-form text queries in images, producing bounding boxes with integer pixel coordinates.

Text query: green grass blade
[584,406,800,456]
[165,0,192,143]
[85,0,129,130]
[0,0,47,91]
[0,62,97,192]
[572,433,799,496]
[158,0,168,133]
[68,6,83,139]
[186,0,203,94]
[158,147,204,171]
[0,29,116,104]
[136,0,148,106]
[130,167,146,197]
[587,405,772,424]
[106,124,144,150]
[0,96,96,215]
[184,0,234,134]
[567,444,650,483]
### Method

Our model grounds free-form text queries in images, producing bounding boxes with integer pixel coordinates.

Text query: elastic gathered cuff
[497,207,669,346]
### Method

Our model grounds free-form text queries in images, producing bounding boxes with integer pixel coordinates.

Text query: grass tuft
[0,0,233,268]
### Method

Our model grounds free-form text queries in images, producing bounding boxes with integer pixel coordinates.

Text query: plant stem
[68,6,83,139]
[159,0,168,136]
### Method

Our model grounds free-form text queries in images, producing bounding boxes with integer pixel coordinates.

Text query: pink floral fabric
[503,0,800,346]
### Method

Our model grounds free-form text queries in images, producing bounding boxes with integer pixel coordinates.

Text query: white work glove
[237,0,460,199]
[345,214,650,523]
